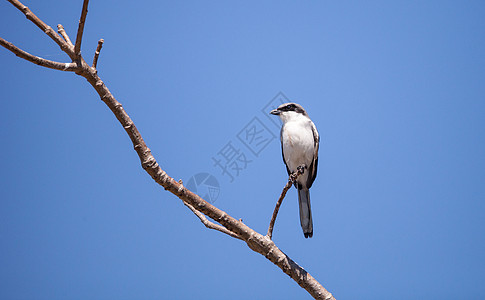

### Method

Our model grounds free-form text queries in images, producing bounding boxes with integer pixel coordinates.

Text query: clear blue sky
[1,1,485,299]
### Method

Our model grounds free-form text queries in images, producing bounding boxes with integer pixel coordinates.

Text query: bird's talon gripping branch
[297,165,305,174]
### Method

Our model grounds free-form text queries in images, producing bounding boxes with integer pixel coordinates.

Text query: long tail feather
[298,188,313,238]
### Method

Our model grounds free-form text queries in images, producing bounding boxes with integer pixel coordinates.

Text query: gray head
[270,103,308,121]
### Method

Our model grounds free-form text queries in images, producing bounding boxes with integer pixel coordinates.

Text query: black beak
[270,109,280,115]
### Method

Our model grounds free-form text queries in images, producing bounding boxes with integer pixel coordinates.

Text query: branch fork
[2,0,103,73]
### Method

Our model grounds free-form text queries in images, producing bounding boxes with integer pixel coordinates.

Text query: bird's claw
[290,165,306,184]
[297,165,305,175]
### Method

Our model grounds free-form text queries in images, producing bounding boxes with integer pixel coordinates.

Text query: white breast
[281,117,315,174]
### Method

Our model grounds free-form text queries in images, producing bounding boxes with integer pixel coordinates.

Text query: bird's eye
[287,104,295,110]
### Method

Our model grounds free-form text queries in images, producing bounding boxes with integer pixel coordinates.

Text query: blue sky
[1,1,485,299]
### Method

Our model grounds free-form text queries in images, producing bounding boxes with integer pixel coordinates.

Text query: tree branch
[267,170,303,239]
[74,0,89,57]
[92,39,104,69]
[1,2,336,299]
[0,37,78,71]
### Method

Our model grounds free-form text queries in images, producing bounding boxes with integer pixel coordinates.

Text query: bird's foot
[290,165,306,183]
[297,165,306,175]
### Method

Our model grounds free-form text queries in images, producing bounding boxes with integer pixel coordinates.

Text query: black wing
[306,121,319,189]
[280,127,291,176]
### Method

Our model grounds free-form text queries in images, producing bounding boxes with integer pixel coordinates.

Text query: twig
[92,39,104,69]
[183,199,243,240]
[267,170,303,239]
[57,24,73,47]
[7,0,74,58]
[0,37,78,71]
[74,0,90,57]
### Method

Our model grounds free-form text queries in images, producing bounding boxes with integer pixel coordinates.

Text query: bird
[270,103,319,238]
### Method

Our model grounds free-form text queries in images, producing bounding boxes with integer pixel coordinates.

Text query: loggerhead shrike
[270,103,320,238]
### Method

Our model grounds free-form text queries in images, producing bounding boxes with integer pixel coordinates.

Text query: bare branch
[92,39,104,69]
[183,198,243,240]
[6,0,75,59]
[267,170,303,240]
[74,0,90,57]
[57,24,73,47]
[2,1,336,299]
[0,37,78,71]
